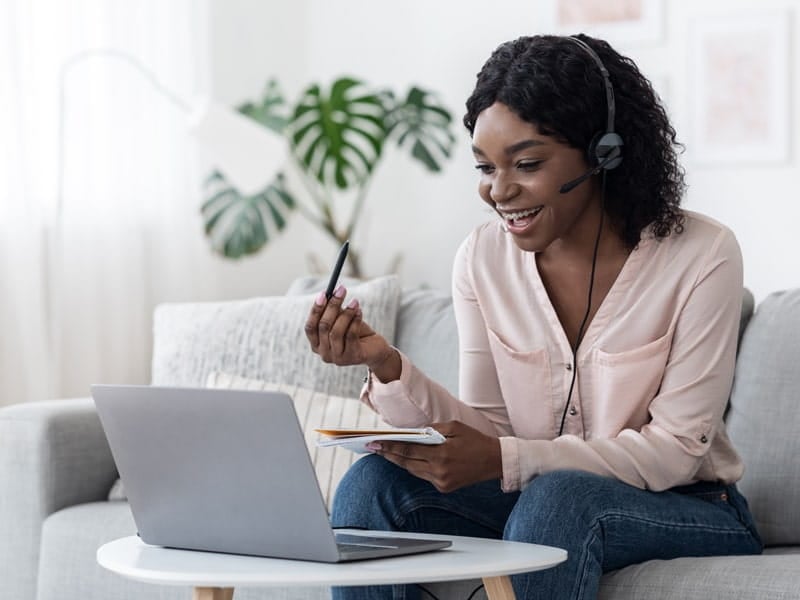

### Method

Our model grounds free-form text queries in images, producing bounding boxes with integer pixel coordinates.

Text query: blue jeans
[330,455,762,600]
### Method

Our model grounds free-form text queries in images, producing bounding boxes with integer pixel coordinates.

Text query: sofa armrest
[0,398,117,600]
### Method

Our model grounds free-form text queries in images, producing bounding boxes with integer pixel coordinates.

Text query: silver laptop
[91,384,451,562]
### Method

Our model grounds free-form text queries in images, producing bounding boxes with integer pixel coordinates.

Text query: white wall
[208,0,800,303]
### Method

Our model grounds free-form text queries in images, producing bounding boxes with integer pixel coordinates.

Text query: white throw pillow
[207,373,387,508]
[150,275,400,398]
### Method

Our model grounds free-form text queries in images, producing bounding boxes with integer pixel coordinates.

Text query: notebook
[316,426,446,453]
[91,384,451,562]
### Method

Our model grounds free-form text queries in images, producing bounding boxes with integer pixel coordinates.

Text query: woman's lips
[504,206,544,234]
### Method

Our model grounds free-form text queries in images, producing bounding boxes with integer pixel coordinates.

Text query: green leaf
[289,77,388,190]
[387,86,455,172]
[201,171,296,258]
[237,78,289,134]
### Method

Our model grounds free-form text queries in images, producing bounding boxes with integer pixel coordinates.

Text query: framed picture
[539,0,664,44]
[689,12,791,164]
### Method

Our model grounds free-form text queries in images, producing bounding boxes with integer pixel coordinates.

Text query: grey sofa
[2,284,799,600]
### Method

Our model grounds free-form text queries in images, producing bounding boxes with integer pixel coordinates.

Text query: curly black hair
[464,34,685,248]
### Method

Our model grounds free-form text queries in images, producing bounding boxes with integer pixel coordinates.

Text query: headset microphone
[559,144,622,194]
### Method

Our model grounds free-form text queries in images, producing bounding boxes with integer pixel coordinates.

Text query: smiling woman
[471,103,599,252]
[304,33,762,600]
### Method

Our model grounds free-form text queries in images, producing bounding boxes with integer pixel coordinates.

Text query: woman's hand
[304,285,399,379]
[366,421,503,493]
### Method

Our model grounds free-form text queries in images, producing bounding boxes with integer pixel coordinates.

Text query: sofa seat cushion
[38,501,182,600]
[39,502,332,600]
[598,551,800,600]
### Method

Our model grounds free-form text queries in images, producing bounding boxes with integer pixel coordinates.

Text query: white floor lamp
[51,48,283,394]
[56,48,284,223]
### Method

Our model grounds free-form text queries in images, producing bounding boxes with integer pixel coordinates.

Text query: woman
[305,34,762,600]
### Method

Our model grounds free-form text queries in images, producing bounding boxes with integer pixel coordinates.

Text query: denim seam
[593,509,756,536]
[572,517,604,599]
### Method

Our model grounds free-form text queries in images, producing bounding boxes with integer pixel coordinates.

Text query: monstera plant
[202,76,456,277]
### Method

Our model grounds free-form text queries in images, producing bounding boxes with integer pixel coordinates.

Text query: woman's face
[471,102,601,254]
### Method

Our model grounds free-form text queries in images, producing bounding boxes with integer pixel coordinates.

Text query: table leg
[483,575,516,600]
[193,587,234,600]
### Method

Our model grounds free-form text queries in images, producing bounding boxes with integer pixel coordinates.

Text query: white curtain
[0,0,217,404]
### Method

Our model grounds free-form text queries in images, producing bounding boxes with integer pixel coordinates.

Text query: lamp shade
[187,99,284,196]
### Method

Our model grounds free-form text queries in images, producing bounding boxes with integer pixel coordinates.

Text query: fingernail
[315,291,326,306]
[347,298,359,310]
[366,442,382,452]
[334,285,346,299]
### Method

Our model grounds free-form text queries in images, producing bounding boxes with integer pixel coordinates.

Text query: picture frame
[539,0,664,44]
[689,12,791,165]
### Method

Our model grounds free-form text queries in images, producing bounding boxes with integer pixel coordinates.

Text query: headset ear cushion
[589,132,624,170]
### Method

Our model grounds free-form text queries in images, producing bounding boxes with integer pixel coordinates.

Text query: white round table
[97,531,566,600]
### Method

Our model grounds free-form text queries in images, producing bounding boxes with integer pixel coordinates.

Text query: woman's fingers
[304,285,363,363]
[329,298,360,358]
[316,285,347,361]
[305,286,381,366]
[303,290,328,348]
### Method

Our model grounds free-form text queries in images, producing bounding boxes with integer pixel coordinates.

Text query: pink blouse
[361,211,745,493]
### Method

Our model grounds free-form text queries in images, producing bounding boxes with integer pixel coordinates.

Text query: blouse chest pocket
[589,332,673,436]
[486,329,553,439]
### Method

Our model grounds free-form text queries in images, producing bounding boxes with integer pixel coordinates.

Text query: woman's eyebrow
[505,139,546,155]
[472,139,546,157]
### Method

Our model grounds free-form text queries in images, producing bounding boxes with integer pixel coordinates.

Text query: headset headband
[566,36,616,135]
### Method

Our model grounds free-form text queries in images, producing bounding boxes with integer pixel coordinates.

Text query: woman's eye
[517,161,541,171]
[474,164,494,174]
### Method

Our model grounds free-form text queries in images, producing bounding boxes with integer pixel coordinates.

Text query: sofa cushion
[39,502,331,600]
[598,549,800,600]
[151,275,400,398]
[394,287,459,396]
[726,289,800,546]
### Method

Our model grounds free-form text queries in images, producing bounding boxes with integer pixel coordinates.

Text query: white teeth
[504,206,543,221]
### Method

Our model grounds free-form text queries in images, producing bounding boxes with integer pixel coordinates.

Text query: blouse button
[569,406,578,416]
[700,434,708,444]
[566,363,573,371]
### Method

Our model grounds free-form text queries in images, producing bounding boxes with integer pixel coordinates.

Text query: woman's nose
[490,175,521,204]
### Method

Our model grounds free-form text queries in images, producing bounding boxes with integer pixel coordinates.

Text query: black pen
[325,241,350,300]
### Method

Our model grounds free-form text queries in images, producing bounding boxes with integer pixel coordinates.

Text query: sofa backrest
[394,287,459,396]
[726,288,800,547]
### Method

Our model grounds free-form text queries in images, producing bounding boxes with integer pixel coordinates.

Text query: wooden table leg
[193,587,234,600]
[483,575,516,600]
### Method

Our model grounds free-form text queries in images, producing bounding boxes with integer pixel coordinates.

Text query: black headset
[558,36,624,195]
[557,35,624,436]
